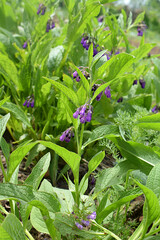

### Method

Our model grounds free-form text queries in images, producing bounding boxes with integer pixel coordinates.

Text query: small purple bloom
[75,222,83,230]
[73,104,93,124]
[46,23,50,32]
[133,80,138,85]
[51,22,55,29]
[98,16,104,23]
[85,110,92,122]
[22,41,28,49]
[139,79,146,89]
[115,51,120,55]
[30,99,34,108]
[27,101,30,108]
[91,176,95,185]
[73,110,79,119]
[81,220,90,227]
[80,116,86,124]
[23,100,27,106]
[81,37,85,44]
[93,47,99,57]
[73,71,78,79]
[80,105,86,116]
[76,76,81,82]
[23,95,34,108]
[59,128,74,143]
[104,86,111,99]
[41,7,46,15]
[60,133,66,141]
[87,211,96,220]
[117,97,123,103]
[152,105,159,114]
[137,23,147,37]
[96,91,103,101]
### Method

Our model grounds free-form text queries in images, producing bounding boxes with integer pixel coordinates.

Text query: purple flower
[75,222,83,230]
[22,41,28,49]
[76,76,81,82]
[152,105,159,113]
[133,80,138,85]
[81,220,90,227]
[37,4,46,15]
[93,47,99,57]
[59,128,74,143]
[46,19,55,33]
[73,104,93,124]
[23,95,34,108]
[137,23,147,37]
[46,23,50,32]
[87,211,96,220]
[117,97,123,103]
[73,71,78,79]
[104,86,111,99]
[98,16,104,23]
[115,51,120,55]
[96,91,103,101]
[90,176,95,185]
[139,79,146,89]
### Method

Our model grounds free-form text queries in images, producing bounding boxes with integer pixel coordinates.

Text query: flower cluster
[81,36,99,57]
[137,22,147,36]
[117,97,123,103]
[59,128,74,143]
[73,67,90,82]
[73,104,93,123]
[46,19,55,32]
[74,211,96,230]
[139,78,146,89]
[37,3,46,15]
[133,79,138,85]
[23,95,34,108]
[92,84,111,101]
[152,105,160,114]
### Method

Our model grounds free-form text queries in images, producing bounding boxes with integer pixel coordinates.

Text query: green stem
[78,124,84,156]
[0,155,8,182]
[25,229,35,240]
[9,200,15,214]
[92,220,122,240]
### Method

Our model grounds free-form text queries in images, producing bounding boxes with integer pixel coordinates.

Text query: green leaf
[132,11,145,26]
[0,225,12,240]
[39,141,81,184]
[82,125,119,149]
[44,77,79,106]
[91,49,108,68]
[0,113,10,141]
[146,162,160,199]
[131,43,156,62]
[47,46,64,73]
[144,236,160,240]
[136,113,160,131]
[96,188,142,224]
[108,137,160,175]
[88,151,105,176]
[1,102,31,128]
[135,180,160,237]
[8,142,38,180]
[95,53,134,80]
[2,213,26,240]
[24,153,51,189]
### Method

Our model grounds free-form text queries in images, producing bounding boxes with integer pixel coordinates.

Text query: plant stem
[25,229,35,240]
[92,220,122,240]
[0,155,8,182]
[78,124,84,156]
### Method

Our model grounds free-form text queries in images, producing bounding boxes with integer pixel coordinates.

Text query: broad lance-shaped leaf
[131,43,156,62]
[2,214,26,240]
[0,183,60,213]
[82,125,119,149]
[136,113,160,131]
[146,162,160,199]
[1,102,31,127]
[95,53,134,80]
[0,113,10,141]
[24,152,51,190]
[44,76,79,106]
[96,188,142,224]
[134,180,160,237]
[108,136,160,175]
[0,225,12,240]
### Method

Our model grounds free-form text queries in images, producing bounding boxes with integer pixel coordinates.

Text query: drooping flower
[133,80,138,85]
[75,222,83,230]
[139,78,146,89]
[37,3,46,15]
[60,128,74,143]
[104,86,111,99]
[96,91,103,101]
[22,41,28,49]
[87,211,96,220]
[117,97,123,103]
[81,220,90,227]
[137,22,147,37]
[46,19,55,32]
[73,104,93,124]
[23,95,34,108]
[98,16,104,23]
[72,67,90,82]
[152,105,159,114]
[81,35,99,56]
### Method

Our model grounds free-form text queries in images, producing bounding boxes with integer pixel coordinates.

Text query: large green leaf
[96,188,142,224]
[2,214,26,240]
[146,162,160,199]
[47,46,64,73]
[82,125,119,149]
[44,77,79,106]
[8,142,38,180]
[24,153,51,189]
[108,137,160,174]
[1,102,31,128]
[131,43,156,62]
[136,113,160,131]
[0,225,12,240]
